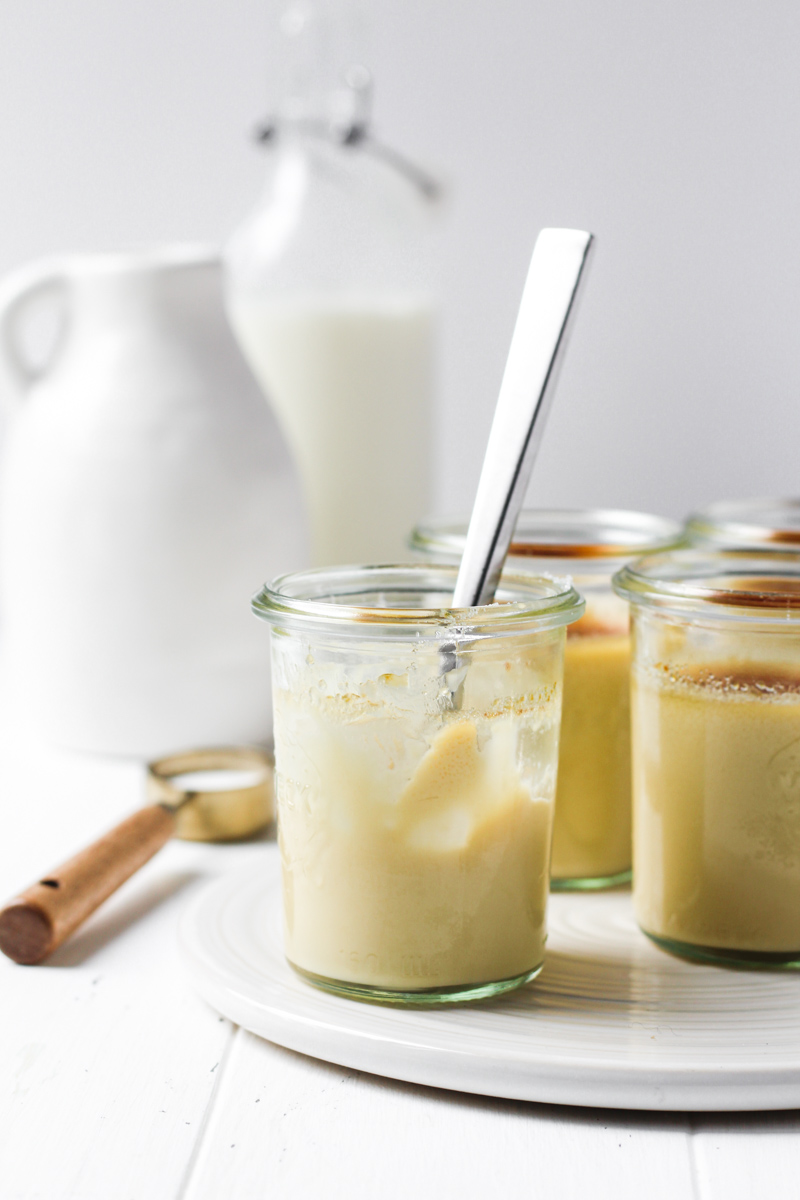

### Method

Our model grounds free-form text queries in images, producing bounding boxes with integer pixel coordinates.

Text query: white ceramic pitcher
[0,246,307,757]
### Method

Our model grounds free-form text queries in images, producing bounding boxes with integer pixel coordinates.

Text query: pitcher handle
[0,258,70,410]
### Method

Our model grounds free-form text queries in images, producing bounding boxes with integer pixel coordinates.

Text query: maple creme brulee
[615,551,800,966]
[685,496,800,552]
[410,511,682,888]
[254,564,583,1003]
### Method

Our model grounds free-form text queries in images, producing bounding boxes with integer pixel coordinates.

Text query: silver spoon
[441,227,595,708]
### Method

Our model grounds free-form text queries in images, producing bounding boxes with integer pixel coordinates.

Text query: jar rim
[613,549,800,621]
[685,496,800,549]
[253,562,584,637]
[410,508,683,562]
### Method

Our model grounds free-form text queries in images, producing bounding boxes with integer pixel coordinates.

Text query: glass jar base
[551,867,632,892]
[643,929,800,970]
[288,960,543,1006]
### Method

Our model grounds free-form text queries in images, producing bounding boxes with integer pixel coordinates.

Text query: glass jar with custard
[614,550,800,968]
[410,511,683,889]
[685,497,800,550]
[253,563,583,1004]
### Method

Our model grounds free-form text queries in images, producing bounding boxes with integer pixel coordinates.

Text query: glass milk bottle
[224,7,439,567]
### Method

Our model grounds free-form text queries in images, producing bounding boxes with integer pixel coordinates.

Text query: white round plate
[180,853,800,1111]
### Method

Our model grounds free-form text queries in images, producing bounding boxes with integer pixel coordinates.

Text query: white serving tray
[180,855,800,1111]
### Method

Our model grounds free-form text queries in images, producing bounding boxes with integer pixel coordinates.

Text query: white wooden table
[0,704,797,1200]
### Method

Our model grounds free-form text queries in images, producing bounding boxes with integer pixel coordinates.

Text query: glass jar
[685,497,800,550]
[253,563,583,1004]
[410,510,683,889]
[614,550,800,968]
[225,6,440,567]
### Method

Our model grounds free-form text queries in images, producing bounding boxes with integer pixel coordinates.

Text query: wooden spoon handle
[0,804,176,965]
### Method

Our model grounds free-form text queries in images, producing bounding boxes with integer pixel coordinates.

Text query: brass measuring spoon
[0,746,273,965]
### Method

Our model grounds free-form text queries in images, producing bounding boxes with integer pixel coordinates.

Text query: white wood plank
[0,962,235,1200]
[182,1033,696,1200]
[0,707,269,1200]
[691,1113,800,1200]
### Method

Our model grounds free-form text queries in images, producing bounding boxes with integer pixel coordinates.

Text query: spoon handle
[452,228,594,609]
[0,805,176,965]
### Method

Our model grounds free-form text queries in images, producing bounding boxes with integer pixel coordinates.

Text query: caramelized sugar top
[651,661,800,697]
[694,576,800,608]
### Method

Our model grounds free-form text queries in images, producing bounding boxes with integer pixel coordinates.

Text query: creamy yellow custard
[409,512,685,890]
[273,659,560,993]
[550,618,632,885]
[632,663,800,954]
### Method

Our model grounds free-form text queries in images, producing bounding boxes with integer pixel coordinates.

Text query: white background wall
[1,0,799,521]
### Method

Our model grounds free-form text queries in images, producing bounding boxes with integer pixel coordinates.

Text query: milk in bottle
[225,4,439,565]
[228,295,434,564]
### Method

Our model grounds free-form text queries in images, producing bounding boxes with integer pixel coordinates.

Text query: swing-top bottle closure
[253,64,442,202]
